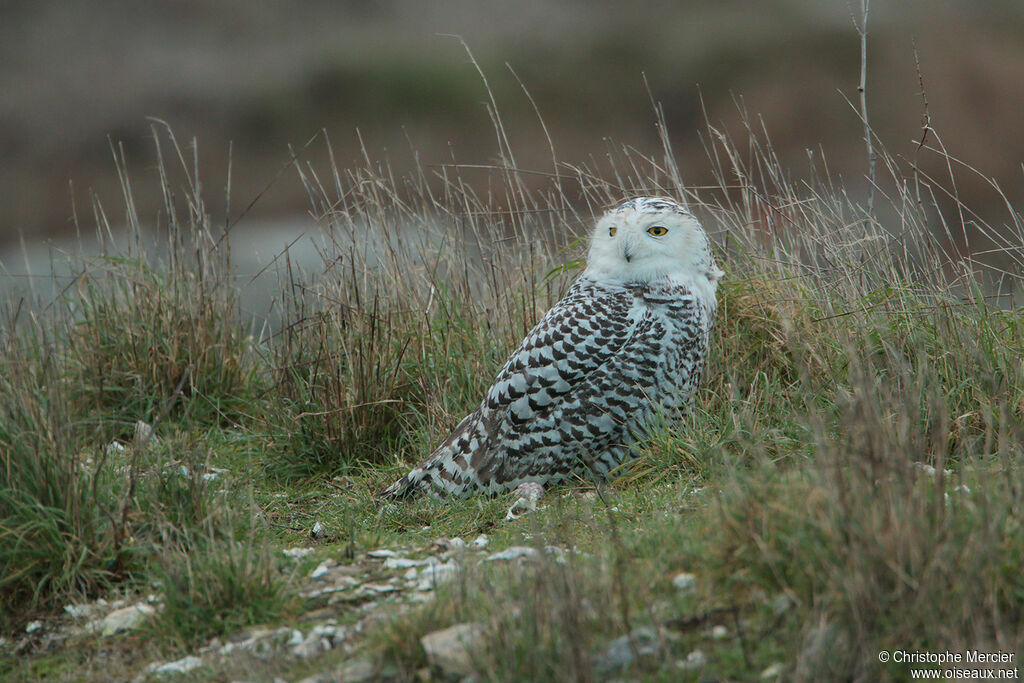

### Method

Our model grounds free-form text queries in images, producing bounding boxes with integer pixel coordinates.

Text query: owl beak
[622,243,635,262]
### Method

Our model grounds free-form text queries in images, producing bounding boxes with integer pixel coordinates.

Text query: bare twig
[853,0,876,214]
[912,40,932,154]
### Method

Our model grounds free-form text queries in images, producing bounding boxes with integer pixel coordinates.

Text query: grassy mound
[2,109,1021,680]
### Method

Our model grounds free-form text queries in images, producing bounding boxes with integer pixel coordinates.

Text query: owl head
[584,197,724,293]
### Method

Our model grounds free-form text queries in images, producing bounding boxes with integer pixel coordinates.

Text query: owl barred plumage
[381,197,723,499]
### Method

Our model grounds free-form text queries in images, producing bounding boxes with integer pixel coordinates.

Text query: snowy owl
[381,197,723,499]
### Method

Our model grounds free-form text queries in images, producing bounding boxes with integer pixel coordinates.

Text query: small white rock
[101,603,156,637]
[772,594,794,615]
[761,662,785,679]
[25,620,43,634]
[147,655,204,675]
[485,546,537,562]
[309,559,336,580]
[134,420,155,444]
[678,649,707,670]
[104,442,126,458]
[417,562,459,591]
[282,547,315,560]
[711,625,728,640]
[671,572,697,592]
[913,462,937,476]
[367,549,399,559]
[384,556,434,570]
[64,604,89,619]
[421,622,485,677]
[470,534,489,548]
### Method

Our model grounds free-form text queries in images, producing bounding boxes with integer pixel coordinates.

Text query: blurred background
[1,0,1022,279]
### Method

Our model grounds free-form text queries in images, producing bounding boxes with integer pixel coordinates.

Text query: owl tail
[378,466,429,500]
[378,412,484,500]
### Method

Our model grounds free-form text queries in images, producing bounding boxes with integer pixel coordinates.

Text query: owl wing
[466,280,644,483]
[482,280,636,426]
[379,278,641,499]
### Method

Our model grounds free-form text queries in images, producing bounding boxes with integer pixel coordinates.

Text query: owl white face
[584,197,724,289]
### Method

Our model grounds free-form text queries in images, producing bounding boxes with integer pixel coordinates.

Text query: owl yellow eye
[647,225,668,237]
[608,227,617,237]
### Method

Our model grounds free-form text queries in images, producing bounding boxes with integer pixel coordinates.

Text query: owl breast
[578,280,711,473]
[490,277,712,486]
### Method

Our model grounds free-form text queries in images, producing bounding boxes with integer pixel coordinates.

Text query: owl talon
[506,482,545,520]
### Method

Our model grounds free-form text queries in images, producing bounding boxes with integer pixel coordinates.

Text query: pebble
[99,603,156,637]
[309,559,337,580]
[671,572,697,592]
[383,556,435,569]
[485,546,537,562]
[147,655,204,675]
[772,594,794,615]
[592,626,661,673]
[420,622,485,677]
[678,649,707,671]
[416,562,459,591]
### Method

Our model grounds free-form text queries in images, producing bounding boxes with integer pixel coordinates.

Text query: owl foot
[506,482,545,520]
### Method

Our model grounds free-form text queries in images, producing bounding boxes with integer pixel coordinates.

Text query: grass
[1,94,1023,682]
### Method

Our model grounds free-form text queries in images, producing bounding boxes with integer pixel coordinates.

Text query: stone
[333,659,376,682]
[134,420,155,444]
[300,574,359,601]
[416,562,459,591]
[384,556,434,569]
[432,537,466,552]
[147,655,203,675]
[367,549,399,558]
[292,623,346,659]
[64,599,109,620]
[484,546,537,562]
[282,547,315,560]
[772,594,794,616]
[678,649,707,671]
[711,625,728,640]
[420,622,485,677]
[100,603,156,637]
[218,626,295,657]
[593,626,661,673]
[761,662,785,679]
[671,572,697,593]
[104,442,126,458]
[470,534,490,549]
[310,559,337,580]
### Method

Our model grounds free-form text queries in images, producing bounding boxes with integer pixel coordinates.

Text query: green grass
[2,104,1023,682]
